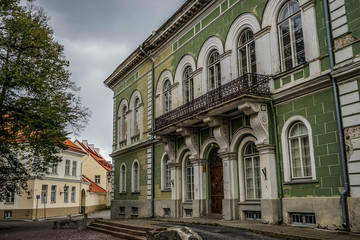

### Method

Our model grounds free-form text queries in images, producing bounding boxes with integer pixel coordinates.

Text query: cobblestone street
[0,220,119,240]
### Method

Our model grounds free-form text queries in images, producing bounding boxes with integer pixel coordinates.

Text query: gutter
[139,45,155,218]
[323,0,349,228]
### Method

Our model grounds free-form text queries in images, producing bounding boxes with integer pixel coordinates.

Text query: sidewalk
[106,216,360,240]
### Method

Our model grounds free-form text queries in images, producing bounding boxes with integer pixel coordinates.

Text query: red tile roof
[75,140,112,171]
[64,139,87,155]
[82,175,107,193]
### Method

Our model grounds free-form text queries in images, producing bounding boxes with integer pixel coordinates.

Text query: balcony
[155,73,271,131]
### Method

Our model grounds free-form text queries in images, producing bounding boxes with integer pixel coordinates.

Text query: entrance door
[210,148,224,213]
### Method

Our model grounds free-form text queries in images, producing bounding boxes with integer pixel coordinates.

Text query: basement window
[244,211,261,220]
[4,211,12,219]
[119,207,125,215]
[184,209,192,217]
[291,213,316,227]
[131,207,138,216]
[163,208,170,217]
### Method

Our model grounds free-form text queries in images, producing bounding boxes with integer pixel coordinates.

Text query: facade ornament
[238,102,269,146]
[176,127,199,159]
[159,136,176,162]
[203,116,229,152]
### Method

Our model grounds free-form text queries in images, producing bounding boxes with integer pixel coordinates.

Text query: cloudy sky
[32,0,186,162]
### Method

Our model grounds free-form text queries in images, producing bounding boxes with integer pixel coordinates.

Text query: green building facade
[105,0,360,232]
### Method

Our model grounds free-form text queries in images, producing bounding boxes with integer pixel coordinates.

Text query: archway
[209,148,224,213]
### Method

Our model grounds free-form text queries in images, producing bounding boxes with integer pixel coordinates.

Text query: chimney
[82,140,88,148]
[88,144,95,151]
[95,148,100,155]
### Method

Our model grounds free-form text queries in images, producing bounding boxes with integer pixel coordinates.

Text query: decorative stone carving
[238,102,269,146]
[176,127,199,159]
[203,116,229,152]
[159,136,176,162]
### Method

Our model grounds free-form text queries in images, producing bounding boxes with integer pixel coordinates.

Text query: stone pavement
[93,210,360,240]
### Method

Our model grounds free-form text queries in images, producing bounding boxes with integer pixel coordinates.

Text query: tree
[0,0,90,201]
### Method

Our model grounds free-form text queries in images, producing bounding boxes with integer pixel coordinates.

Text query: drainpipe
[140,45,155,218]
[323,0,349,228]
[270,101,283,224]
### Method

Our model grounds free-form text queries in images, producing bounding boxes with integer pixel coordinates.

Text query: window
[120,164,126,193]
[65,160,70,175]
[95,175,100,184]
[41,185,48,203]
[4,211,12,219]
[52,164,58,174]
[51,185,56,203]
[185,156,194,201]
[5,192,14,204]
[134,98,141,135]
[243,142,261,200]
[71,186,76,203]
[238,29,256,76]
[122,106,128,140]
[208,50,221,91]
[64,186,69,203]
[183,66,194,103]
[278,1,305,71]
[72,161,77,176]
[132,161,139,192]
[163,154,171,190]
[288,122,311,179]
[163,80,172,113]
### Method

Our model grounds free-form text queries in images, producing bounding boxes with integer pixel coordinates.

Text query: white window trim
[181,152,194,202]
[156,70,174,116]
[119,163,127,193]
[131,160,140,193]
[117,99,129,145]
[129,90,143,138]
[161,153,171,191]
[174,54,196,102]
[281,115,316,182]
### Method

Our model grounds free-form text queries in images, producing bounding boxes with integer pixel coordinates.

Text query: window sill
[119,192,127,195]
[283,179,318,185]
[161,189,171,192]
[238,201,261,205]
[273,62,308,79]
[131,191,140,194]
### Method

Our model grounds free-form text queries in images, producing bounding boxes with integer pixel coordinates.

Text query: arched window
[238,29,256,76]
[183,66,194,103]
[132,161,139,192]
[163,80,172,113]
[134,98,140,135]
[288,122,311,179]
[119,164,126,193]
[243,142,261,200]
[185,156,194,201]
[122,106,127,140]
[278,1,305,71]
[163,154,171,190]
[208,50,221,91]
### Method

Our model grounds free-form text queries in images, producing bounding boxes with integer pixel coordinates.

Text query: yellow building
[0,139,86,220]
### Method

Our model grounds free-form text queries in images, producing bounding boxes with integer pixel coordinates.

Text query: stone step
[87,225,146,240]
[91,222,147,237]
[95,220,155,232]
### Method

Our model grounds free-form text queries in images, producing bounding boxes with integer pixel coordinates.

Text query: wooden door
[210,148,224,213]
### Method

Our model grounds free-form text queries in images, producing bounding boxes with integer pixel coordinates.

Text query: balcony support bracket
[203,116,230,153]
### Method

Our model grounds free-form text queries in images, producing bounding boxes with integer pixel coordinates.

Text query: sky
[31,0,186,162]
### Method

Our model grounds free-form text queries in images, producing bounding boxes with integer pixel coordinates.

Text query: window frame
[161,154,171,191]
[207,50,221,91]
[163,79,172,113]
[277,1,305,71]
[243,142,261,200]
[183,66,194,104]
[64,186,69,203]
[281,116,316,183]
[72,161,77,176]
[5,192,15,204]
[95,175,100,184]
[71,186,76,203]
[238,28,256,76]
[41,185,48,203]
[65,160,70,176]
[132,160,140,193]
[184,155,194,202]
[51,185,56,203]
[119,163,127,193]
[134,98,141,136]
[122,106,128,140]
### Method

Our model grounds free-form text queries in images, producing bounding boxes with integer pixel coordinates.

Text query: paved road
[157,223,281,240]
[0,220,119,240]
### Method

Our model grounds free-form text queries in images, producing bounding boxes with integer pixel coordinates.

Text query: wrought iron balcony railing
[155,73,271,130]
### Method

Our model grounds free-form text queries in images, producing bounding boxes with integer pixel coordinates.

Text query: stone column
[218,152,239,220]
[191,158,207,217]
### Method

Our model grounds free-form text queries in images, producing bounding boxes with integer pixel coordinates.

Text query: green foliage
[0,0,90,201]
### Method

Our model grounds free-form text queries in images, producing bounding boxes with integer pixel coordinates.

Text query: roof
[64,139,87,155]
[75,140,112,171]
[82,175,107,193]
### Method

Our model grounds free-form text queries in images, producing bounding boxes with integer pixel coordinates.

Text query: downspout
[270,101,283,224]
[140,45,155,218]
[323,0,349,228]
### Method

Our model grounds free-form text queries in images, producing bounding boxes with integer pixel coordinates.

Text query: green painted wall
[276,89,343,197]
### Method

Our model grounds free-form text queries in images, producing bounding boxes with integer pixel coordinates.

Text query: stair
[87,220,155,240]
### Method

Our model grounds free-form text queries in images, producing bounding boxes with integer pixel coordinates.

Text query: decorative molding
[301,0,315,11]
[203,116,229,152]
[238,102,269,147]
[176,127,200,159]
[159,136,176,162]
[254,25,271,39]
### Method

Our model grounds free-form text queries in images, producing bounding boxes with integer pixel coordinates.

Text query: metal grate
[119,206,125,215]
[131,207,138,216]
[184,209,193,217]
[291,213,316,227]
[245,211,261,220]
[4,211,12,219]
[163,208,171,217]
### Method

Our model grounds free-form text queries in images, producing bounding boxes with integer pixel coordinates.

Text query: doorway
[209,148,224,213]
